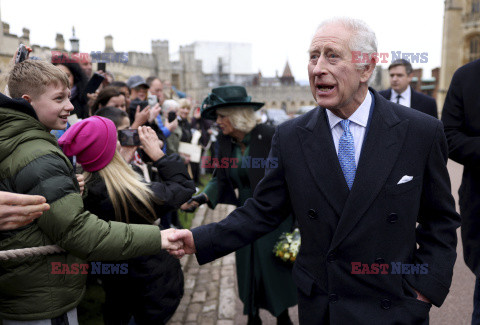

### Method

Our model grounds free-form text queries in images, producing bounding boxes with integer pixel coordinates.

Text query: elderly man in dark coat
[169,17,460,325]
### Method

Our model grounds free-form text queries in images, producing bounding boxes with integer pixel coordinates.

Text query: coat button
[327,251,337,262]
[308,209,317,219]
[329,294,338,303]
[381,299,391,309]
[387,213,398,223]
[375,258,385,264]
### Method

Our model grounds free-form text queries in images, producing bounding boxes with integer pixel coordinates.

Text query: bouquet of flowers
[273,228,301,263]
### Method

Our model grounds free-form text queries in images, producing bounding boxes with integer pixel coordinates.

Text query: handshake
[160,228,197,259]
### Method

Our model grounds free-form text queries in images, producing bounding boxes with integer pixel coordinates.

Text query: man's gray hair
[316,17,377,81]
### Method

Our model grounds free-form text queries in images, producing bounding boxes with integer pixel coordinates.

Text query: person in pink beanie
[59,115,195,324]
[58,116,117,172]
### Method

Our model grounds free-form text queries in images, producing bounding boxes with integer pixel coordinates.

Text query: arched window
[470,35,480,62]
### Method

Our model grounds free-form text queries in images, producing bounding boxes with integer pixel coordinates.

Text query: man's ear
[21,94,32,103]
[360,60,376,83]
[407,73,414,83]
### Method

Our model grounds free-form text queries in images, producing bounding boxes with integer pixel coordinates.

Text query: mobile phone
[129,99,149,112]
[84,72,105,94]
[147,95,158,107]
[15,44,29,64]
[168,111,177,123]
[118,129,141,146]
[97,62,106,72]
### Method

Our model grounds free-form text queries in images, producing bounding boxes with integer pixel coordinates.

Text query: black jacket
[379,86,438,118]
[441,58,480,277]
[192,89,459,324]
[212,123,276,206]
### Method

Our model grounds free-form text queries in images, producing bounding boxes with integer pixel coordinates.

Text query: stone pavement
[169,160,473,325]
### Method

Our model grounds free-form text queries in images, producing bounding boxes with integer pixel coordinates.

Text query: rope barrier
[0,245,65,261]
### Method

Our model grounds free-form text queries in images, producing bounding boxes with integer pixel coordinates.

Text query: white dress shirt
[390,87,411,107]
[326,91,372,166]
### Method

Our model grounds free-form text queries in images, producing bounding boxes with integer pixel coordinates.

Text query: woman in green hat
[181,85,297,325]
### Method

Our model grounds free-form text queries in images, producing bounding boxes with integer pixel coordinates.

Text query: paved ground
[168,160,474,325]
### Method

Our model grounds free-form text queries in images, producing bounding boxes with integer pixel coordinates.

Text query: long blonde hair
[84,151,157,224]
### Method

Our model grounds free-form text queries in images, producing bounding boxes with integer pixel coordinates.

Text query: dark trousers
[473,278,480,325]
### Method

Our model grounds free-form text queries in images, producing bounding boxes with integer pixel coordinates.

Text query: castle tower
[152,40,170,80]
[180,44,196,91]
[104,35,114,53]
[438,0,464,113]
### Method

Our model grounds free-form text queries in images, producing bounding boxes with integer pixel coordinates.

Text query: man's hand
[414,289,431,304]
[0,191,50,230]
[138,126,165,161]
[148,103,162,124]
[160,228,184,250]
[76,174,85,196]
[167,229,196,258]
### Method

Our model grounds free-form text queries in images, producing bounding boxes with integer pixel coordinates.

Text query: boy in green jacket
[0,60,181,323]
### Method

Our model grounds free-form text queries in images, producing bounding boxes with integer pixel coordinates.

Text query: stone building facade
[438,0,480,111]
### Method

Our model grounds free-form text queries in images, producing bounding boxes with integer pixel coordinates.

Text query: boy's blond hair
[7,60,70,99]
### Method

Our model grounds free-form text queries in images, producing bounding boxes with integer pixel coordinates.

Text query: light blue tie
[338,120,356,190]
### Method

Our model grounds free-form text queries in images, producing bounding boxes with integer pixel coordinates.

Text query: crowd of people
[1,15,480,325]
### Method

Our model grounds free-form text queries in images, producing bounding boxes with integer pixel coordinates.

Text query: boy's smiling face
[24,84,74,131]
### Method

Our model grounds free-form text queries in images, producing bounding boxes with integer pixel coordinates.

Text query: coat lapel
[329,92,409,250]
[296,108,349,217]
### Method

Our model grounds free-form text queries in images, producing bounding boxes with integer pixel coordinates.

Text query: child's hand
[76,174,85,196]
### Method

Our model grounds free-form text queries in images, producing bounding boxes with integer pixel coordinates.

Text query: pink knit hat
[58,116,117,172]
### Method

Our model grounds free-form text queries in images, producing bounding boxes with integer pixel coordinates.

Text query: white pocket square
[397,175,413,185]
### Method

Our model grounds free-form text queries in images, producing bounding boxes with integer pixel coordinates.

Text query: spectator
[127,75,149,101]
[79,53,93,79]
[60,117,194,324]
[90,86,127,114]
[0,59,181,323]
[52,54,89,119]
[110,81,131,108]
[147,76,165,106]
[163,99,182,155]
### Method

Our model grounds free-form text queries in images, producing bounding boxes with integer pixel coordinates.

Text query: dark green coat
[203,124,297,316]
[0,94,164,321]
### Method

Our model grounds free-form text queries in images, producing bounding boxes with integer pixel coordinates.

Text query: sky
[1,0,445,82]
